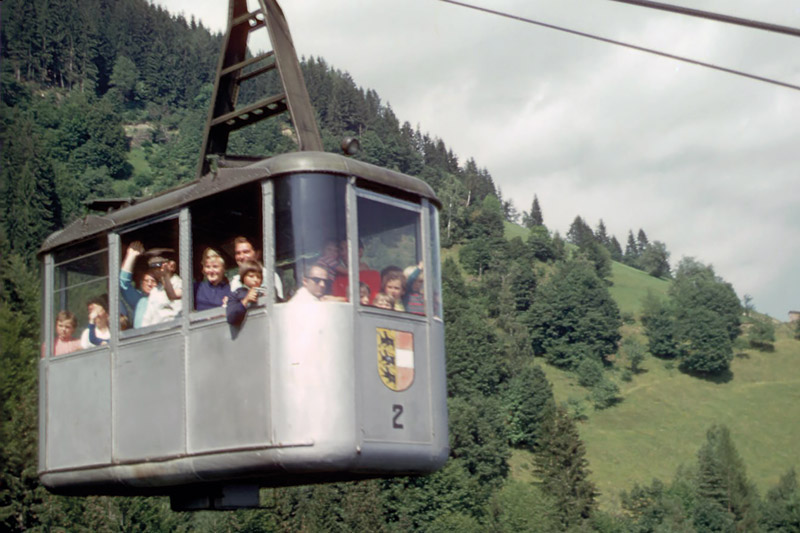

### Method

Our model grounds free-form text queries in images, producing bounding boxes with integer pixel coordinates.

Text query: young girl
[42,310,82,357]
[226,260,263,326]
[80,295,111,348]
[381,270,406,312]
[194,248,231,311]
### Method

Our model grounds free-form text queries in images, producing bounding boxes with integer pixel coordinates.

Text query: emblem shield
[376,328,414,391]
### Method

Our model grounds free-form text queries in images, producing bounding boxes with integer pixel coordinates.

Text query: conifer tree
[760,468,800,532]
[595,219,609,246]
[695,424,760,531]
[624,230,639,267]
[503,364,555,450]
[534,407,597,528]
[523,194,544,228]
[608,235,624,262]
[636,228,650,254]
[567,215,593,248]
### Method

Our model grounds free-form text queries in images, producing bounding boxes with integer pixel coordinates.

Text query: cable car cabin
[38,152,448,510]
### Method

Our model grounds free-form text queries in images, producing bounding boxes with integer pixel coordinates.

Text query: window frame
[354,186,426,316]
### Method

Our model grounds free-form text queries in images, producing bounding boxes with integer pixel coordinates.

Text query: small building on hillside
[789,310,800,323]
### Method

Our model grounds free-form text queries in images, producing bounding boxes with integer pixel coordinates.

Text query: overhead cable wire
[608,0,800,38]
[439,0,800,92]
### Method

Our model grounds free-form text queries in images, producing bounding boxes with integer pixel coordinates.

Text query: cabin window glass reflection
[357,194,424,315]
[274,174,347,301]
[51,237,109,355]
[118,218,180,330]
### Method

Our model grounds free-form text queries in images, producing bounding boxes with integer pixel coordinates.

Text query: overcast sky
[156,0,800,319]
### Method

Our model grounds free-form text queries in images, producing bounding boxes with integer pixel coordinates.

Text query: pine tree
[695,424,760,531]
[636,228,650,254]
[534,407,597,528]
[523,194,544,228]
[595,219,609,246]
[1,114,61,263]
[624,230,639,267]
[567,215,593,248]
[760,468,800,532]
[608,235,624,262]
[503,364,555,450]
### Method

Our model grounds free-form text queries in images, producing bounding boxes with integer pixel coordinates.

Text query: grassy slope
[499,223,800,510]
[544,272,800,510]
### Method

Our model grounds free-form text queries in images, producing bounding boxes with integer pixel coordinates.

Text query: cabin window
[274,173,347,302]
[118,217,180,331]
[357,192,424,315]
[190,182,267,313]
[49,237,109,356]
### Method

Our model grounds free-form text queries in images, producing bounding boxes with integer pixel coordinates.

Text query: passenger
[141,253,182,326]
[380,265,403,293]
[226,260,263,326]
[403,262,425,315]
[120,241,158,328]
[42,310,82,357]
[359,281,371,305]
[80,295,111,348]
[337,238,369,273]
[381,270,406,312]
[229,236,284,301]
[194,248,231,311]
[291,264,345,303]
[317,239,340,281]
[372,293,395,311]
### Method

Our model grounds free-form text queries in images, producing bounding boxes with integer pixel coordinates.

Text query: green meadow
[480,223,799,511]
[540,265,800,511]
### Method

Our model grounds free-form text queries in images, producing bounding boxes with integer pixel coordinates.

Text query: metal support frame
[197,0,323,177]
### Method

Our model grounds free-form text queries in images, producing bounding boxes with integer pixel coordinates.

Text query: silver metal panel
[357,313,432,444]
[114,331,185,461]
[186,312,270,453]
[271,302,357,463]
[39,254,54,473]
[39,362,47,471]
[46,350,112,469]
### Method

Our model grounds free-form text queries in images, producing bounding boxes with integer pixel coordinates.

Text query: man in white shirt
[291,264,345,303]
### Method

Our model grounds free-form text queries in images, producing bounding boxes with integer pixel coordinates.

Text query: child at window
[403,262,424,315]
[359,281,371,305]
[372,293,395,310]
[42,310,82,357]
[80,295,111,348]
[381,270,406,312]
[194,248,231,311]
[226,260,263,326]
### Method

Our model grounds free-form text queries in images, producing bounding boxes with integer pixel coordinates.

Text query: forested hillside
[2,0,799,531]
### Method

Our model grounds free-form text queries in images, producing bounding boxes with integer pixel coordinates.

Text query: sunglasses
[307,276,328,285]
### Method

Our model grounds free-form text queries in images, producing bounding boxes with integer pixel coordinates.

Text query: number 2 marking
[392,404,404,429]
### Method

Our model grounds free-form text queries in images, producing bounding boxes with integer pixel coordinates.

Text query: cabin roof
[39,151,441,255]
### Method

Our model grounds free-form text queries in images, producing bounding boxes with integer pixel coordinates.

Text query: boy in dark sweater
[226,260,263,326]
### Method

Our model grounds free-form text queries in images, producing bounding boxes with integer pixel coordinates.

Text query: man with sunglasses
[291,263,345,303]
